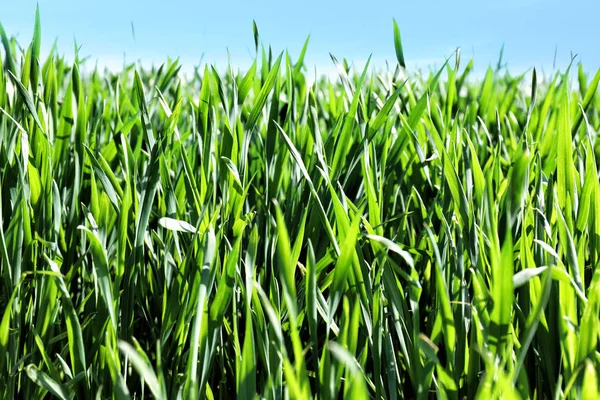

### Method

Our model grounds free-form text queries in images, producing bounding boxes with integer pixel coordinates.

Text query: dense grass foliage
[1,10,600,399]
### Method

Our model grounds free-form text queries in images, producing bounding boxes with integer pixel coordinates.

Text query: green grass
[1,8,600,399]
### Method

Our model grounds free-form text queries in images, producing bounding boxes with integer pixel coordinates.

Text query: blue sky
[3,0,599,76]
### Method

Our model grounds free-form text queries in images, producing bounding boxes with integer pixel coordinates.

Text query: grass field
[1,9,600,399]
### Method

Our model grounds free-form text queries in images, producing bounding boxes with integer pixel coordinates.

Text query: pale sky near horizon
[2,0,600,76]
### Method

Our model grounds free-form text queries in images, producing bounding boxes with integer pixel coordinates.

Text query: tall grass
[1,8,599,399]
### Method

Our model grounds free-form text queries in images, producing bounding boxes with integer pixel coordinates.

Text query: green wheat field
[1,8,599,400]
